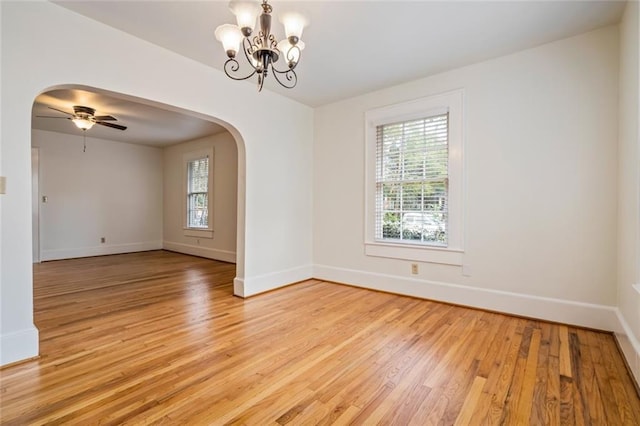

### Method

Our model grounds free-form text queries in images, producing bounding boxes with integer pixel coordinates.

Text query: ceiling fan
[38,105,127,131]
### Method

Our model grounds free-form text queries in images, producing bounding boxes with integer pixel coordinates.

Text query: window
[187,157,209,229]
[376,113,449,246]
[183,148,214,238]
[365,90,464,265]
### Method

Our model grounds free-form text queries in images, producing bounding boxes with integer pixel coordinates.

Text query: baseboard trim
[241,264,313,298]
[0,326,39,367]
[614,309,640,385]
[233,277,245,298]
[162,241,236,263]
[313,264,619,331]
[41,241,162,261]
[0,355,40,370]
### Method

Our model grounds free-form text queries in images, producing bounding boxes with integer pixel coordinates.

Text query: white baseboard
[233,277,245,297]
[162,241,236,263]
[240,264,313,298]
[41,241,162,261]
[313,264,620,331]
[0,326,39,366]
[614,309,640,384]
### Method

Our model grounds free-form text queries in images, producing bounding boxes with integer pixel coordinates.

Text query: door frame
[31,147,40,263]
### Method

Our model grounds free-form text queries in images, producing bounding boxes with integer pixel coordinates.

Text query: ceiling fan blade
[94,115,117,121]
[36,116,72,119]
[96,121,127,131]
[47,106,73,116]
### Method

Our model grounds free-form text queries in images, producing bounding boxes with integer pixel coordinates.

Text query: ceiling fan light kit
[71,118,94,130]
[37,105,127,152]
[71,106,98,130]
[215,0,307,91]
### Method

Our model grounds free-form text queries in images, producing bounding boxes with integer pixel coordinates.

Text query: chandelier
[215,0,307,91]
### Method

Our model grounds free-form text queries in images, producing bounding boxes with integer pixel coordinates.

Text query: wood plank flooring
[1,250,639,424]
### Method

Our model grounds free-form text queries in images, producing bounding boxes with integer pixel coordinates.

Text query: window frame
[183,148,214,238]
[364,89,464,265]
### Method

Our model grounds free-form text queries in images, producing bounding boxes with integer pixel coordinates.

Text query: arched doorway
[31,84,246,295]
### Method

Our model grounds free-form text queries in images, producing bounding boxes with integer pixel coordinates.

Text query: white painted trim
[41,241,163,261]
[31,147,40,263]
[313,264,620,331]
[365,243,463,265]
[163,240,236,263]
[233,277,245,298]
[183,229,214,239]
[183,148,214,233]
[242,265,313,297]
[364,89,465,258]
[614,309,640,384]
[0,326,39,366]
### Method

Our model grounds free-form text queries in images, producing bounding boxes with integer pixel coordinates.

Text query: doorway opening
[30,84,247,355]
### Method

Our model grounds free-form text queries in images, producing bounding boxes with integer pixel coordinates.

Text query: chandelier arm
[286,45,301,70]
[270,67,298,89]
[270,53,300,73]
[254,32,266,48]
[268,34,278,49]
[223,58,258,81]
[241,38,258,71]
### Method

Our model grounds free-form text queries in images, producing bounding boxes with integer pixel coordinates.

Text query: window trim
[183,148,214,238]
[364,89,464,265]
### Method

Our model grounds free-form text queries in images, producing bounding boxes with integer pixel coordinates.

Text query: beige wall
[32,130,163,260]
[313,26,620,329]
[163,132,238,262]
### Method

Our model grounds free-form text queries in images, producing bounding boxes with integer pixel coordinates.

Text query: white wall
[0,1,313,366]
[1,0,630,371]
[314,26,620,330]
[616,0,640,383]
[31,129,163,260]
[163,132,238,263]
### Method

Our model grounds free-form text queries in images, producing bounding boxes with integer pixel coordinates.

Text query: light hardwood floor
[1,250,639,424]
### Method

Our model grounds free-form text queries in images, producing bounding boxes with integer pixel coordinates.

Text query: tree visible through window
[187,157,209,229]
[376,113,449,246]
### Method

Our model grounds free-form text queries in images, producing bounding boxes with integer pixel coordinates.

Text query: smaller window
[187,157,209,229]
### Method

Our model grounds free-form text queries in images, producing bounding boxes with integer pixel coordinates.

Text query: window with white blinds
[187,157,209,229]
[364,89,464,265]
[375,113,449,246]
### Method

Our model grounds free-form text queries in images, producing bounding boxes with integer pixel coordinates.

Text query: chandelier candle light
[215,0,307,91]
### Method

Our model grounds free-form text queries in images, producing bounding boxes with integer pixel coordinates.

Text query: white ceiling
[36,1,626,146]
[55,0,626,107]
[32,88,226,146]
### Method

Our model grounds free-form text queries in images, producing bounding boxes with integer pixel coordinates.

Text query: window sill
[183,228,213,239]
[365,241,463,266]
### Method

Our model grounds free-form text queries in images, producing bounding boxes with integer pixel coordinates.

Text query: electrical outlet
[196,239,200,245]
[100,237,106,244]
[411,263,418,275]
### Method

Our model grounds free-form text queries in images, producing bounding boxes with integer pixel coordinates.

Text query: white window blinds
[375,113,449,246]
[187,157,209,229]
